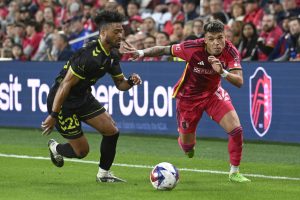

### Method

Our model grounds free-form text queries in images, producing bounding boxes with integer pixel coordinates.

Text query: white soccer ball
[150,162,179,190]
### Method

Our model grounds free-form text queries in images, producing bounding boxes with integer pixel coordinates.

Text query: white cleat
[48,139,64,167]
[96,171,126,183]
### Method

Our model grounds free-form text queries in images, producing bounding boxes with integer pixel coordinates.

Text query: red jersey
[258,26,283,61]
[171,39,242,100]
[243,8,264,30]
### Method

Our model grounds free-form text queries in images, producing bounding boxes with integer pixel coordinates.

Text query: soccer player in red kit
[125,20,250,182]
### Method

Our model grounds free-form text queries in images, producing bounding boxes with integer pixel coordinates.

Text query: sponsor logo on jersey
[193,67,215,74]
[249,67,272,137]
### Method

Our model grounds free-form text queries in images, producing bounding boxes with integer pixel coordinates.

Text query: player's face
[204,32,225,56]
[105,23,124,49]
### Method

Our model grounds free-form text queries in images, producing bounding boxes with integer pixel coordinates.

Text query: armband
[127,76,134,86]
[50,111,59,119]
[137,50,144,57]
[220,70,229,78]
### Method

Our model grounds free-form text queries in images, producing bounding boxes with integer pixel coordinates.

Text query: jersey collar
[98,39,110,56]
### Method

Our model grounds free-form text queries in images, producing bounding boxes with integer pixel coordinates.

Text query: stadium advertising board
[0,61,299,143]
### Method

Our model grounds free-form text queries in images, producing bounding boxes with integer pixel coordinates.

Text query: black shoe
[48,139,64,167]
[96,171,126,182]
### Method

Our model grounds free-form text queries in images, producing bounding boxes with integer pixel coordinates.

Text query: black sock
[99,133,119,170]
[56,143,77,158]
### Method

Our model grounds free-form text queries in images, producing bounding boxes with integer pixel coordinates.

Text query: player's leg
[46,87,89,167]
[206,87,250,182]
[48,111,89,167]
[219,111,250,182]
[78,94,124,182]
[85,111,125,182]
[178,133,196,158]
[176,99,203,158]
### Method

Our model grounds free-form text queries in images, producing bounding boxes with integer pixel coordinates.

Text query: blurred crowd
[0,0,300,61]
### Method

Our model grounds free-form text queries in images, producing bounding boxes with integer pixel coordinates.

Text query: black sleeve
[68,50,96,80]
[68,58,86,80]
[108,51,123,77]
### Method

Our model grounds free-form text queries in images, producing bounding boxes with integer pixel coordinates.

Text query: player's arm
[223,69,243,88]
[208,56,243,88]
[126,46,171,60]
[41,69,80,135]
[51,69,80,113]
[112,73,142,91]
[142,46,171,57]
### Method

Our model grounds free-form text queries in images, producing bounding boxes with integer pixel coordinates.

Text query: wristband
[220,70,229,78]
[137,50,144,57]
[50,111,59,119]
[127,76,134,86]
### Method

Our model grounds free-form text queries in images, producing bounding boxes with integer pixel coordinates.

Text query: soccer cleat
[229,172,251,183]
[96,171,126,183]
[48,139,64,168]
[185,148,195,158]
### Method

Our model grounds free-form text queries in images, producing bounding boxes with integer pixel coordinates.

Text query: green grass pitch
[0,128,300,200]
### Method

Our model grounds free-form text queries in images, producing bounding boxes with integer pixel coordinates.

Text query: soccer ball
[150,162,179,190]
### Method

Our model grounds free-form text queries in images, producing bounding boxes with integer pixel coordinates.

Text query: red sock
[228,126,243,166]
[177,137,195,153]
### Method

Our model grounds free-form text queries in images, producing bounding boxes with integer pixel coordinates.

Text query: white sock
[50,141,58,154]
[97,167,108,176]
[230,165,239,174]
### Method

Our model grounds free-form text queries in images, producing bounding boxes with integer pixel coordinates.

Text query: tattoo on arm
[144,46,171,57]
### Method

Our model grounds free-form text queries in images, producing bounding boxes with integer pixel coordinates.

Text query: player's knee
[228,126,243,136]
[75,148,89,159]
[102,127,119,136]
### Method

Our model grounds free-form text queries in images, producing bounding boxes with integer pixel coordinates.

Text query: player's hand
[41,115,56,136]
[121,41,144,61]
[119,40,136,54]
[123,50,143,61]
[130,73,142,85]
[208,56,223,74]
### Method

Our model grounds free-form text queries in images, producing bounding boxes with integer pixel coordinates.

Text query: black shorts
[47,88,106,139]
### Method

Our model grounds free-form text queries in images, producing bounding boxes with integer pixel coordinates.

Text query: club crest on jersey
[181,121,189,129]
[249,67,272,137]
[175,44,181,51]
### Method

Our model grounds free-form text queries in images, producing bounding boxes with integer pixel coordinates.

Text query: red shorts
[176,87,234,134]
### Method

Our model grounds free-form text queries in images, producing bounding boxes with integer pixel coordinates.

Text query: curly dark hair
[94,10,125,30]
[203,20,224,35]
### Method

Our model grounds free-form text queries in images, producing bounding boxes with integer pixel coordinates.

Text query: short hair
[193,18,204,25]
[26,20,38,31]
[143,16,155,24]
[94,10,125,30]
[288,16,300,24]
[230,3,245,16]
[212,12,227,24]
[203,20,224,35]
[58,33,69,44]
[173,21,184,28]
[127,1,140,9]
[156,31,170,40]
[145,35,156,42]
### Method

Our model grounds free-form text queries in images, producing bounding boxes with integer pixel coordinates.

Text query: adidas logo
[197,61,204,65]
